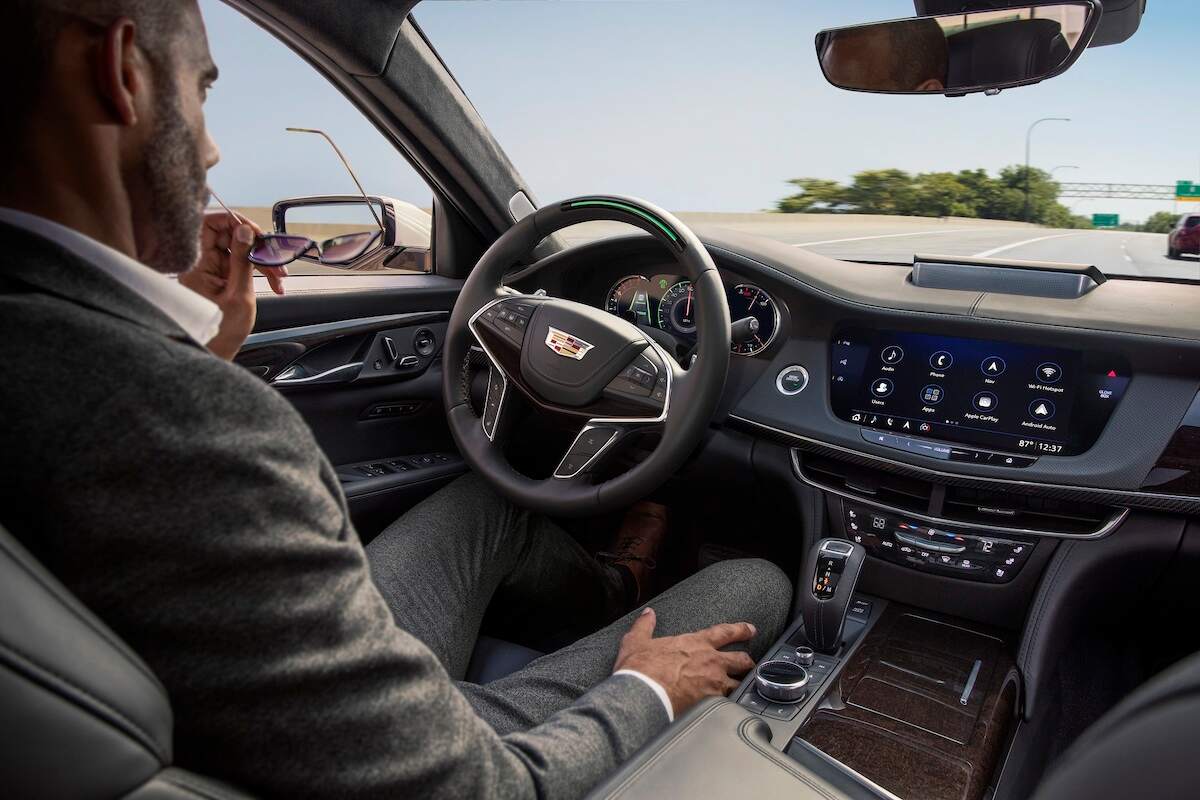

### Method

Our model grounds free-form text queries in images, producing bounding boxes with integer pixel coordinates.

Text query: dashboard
[514,225,1200,519]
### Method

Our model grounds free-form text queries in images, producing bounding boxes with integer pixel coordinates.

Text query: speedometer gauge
[727,283,779,356]
[657,280,697,337]
[605,275,652,325]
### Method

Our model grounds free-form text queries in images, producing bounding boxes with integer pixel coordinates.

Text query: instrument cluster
[603,274,780,356]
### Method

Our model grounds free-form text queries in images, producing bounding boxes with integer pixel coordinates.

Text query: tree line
[775,166,1170,231]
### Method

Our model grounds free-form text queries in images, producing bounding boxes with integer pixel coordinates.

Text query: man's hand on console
[180,211,286,361]
[614,607,757,718]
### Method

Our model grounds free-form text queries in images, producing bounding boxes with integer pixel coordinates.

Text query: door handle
[272,361,364,386]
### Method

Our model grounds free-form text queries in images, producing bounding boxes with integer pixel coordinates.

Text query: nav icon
[980,357,1007,376]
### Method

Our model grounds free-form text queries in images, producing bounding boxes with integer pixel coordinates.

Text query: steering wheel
[443,196,730,517]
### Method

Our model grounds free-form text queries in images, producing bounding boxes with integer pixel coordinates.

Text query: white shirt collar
[0,207,222,345]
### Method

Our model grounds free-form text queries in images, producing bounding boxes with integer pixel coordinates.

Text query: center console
[588,586,1018,800]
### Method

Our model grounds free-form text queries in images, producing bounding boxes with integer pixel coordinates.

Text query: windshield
[417,0,1199,282]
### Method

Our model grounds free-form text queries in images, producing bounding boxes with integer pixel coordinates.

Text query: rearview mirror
[271,195,432,270]
[816,1,1100,96]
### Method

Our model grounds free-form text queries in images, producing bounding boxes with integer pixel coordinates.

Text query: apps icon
[921,384,944,405]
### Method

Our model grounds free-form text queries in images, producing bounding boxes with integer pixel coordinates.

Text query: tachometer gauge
[605,275,653,325]
[727,283,779,356]
[657,280,697,337]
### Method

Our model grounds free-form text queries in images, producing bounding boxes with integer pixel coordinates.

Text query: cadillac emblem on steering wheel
[545,327,594,360]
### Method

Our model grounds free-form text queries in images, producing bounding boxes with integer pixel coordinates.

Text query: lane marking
[972,232,1082,258]
[791,228,973,247]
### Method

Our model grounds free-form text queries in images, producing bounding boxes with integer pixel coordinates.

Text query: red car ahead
[1167,213,1200,258]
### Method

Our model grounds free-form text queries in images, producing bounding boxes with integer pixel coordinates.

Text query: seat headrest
[0,523,174,797]
[947,18,1071,88]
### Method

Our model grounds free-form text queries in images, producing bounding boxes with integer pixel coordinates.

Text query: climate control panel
[839,501,1033,583]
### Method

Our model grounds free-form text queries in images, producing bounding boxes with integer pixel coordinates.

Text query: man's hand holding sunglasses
[181,211,287,361]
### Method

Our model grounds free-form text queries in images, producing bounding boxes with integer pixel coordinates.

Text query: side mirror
[271,195,432,270]
[816,1,1100,96]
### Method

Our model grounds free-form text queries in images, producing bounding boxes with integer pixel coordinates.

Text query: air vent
[942,485,1115,536]
[801,454,932,514]
[796,449,1125,537]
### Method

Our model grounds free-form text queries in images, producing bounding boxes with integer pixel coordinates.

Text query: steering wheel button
[557,455,587,476]
[573,428,617,457]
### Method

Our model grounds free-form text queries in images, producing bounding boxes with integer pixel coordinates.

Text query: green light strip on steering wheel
[568,199,680,244]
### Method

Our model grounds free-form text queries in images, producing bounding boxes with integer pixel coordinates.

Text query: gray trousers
[366,473,793,734]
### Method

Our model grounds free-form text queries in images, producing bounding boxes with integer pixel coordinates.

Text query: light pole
[1024,117,1071,222]
[1051,165,1079,178]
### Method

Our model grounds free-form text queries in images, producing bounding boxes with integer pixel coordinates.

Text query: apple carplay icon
[973,391,999,412]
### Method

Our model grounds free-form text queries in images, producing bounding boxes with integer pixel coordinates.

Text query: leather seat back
[0,524,250,798]
[1033,649,1200,798]
[947,18,1070,88]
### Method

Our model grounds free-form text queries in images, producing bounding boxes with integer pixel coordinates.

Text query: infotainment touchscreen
[830,327,1130,456]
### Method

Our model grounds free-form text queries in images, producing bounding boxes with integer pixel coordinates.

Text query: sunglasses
[246,230,382,268]
[208,188,383,268]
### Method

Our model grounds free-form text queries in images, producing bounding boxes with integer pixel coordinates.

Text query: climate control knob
[754,660,810,704]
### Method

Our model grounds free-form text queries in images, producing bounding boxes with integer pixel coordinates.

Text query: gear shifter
[799,538,866,654]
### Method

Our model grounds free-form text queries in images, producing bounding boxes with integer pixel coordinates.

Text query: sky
[200,0,1198,224]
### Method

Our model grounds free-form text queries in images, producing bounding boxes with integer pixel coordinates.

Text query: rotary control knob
[754,659,810,704]
[794,646,816,667]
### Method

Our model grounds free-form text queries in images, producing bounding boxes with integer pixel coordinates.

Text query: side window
[201,0,432,275]
[1186,217,1200,229]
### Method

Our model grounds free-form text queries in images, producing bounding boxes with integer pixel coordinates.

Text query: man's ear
[95,18,144,127]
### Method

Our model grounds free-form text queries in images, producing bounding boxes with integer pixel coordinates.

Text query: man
[0,2,792,798]
[820,17,948,92]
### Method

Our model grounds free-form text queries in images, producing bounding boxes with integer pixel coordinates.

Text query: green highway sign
[1177,181,1200,201]
[1092,213,1119,228]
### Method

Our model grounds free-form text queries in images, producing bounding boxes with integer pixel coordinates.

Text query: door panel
[237,281,466,540]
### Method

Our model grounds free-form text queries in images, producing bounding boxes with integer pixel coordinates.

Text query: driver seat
[0,522,253,798]
[0,522,537,797]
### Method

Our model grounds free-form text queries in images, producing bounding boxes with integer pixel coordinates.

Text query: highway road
[248,210,1200,287]
[562,214,1200,282]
